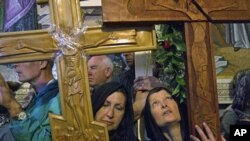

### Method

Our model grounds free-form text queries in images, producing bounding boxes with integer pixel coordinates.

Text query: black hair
[91,81,138,141]
[231,69,250,111]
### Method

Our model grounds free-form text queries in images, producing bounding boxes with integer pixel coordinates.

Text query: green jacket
[10,80,61,141]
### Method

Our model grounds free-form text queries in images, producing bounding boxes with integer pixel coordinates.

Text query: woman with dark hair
[144,86,222,141]
[220,69,250,140]
[91,81,138,141]
[144,86,189,141]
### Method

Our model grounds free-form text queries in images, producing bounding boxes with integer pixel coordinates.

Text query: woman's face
[95,91,126,131]
[149,90,181,127]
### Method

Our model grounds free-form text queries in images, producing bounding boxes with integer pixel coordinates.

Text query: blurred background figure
[220,69,250,140]
[118,52,135,98]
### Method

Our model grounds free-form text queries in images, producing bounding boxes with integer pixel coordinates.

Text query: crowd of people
[1,0,250,140]
[0,53,229,141]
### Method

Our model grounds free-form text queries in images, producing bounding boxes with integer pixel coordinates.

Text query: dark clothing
[118,69,135,100]
[92,81,138,141]
[221,105,250,141]
[0,108,9,127]
[119,69,135,90]
[0,124,15,141]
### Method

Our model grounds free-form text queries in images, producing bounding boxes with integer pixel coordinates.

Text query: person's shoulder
[220,105,238,123]
[221,105,235,117]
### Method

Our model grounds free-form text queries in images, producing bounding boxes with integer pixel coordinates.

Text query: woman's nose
[106,108,114,118]
[161,101,168,109]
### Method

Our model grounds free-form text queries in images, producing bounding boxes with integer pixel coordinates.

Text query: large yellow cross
[0,0,156,140]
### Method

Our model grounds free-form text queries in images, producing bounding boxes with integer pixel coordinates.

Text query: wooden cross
[0,0,156,140]
[102,0,250,140]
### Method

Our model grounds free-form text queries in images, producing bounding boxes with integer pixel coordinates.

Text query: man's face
[123,52,134,68]
[14,61,42,83]
[87,57,109,87]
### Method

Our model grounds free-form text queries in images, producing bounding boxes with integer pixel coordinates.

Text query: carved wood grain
[50,54,109,141]
[102,0,250,22]
[185,22,220,139]
[0,30,56,64]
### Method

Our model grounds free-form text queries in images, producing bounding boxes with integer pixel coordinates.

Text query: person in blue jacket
[0,60,61,141]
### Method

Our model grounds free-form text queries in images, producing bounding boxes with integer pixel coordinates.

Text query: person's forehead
[88,59,99,65]
[89,56,104,63]
[150,90,171,99]
[88,63,98,67]
[19,61,39,66]
[106,92,126,103]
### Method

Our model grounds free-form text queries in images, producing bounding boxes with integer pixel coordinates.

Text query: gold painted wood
[0,0,156,141]
[49,25,156,141]
[49,0,83,33]
[0,30,55,64]
[102,0,250,140]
